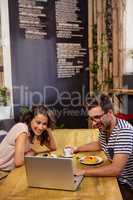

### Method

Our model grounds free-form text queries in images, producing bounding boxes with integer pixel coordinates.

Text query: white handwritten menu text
[55,0,88,78]
[18,0,48,39]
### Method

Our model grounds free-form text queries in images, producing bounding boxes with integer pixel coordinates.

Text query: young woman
[0,105,57,171]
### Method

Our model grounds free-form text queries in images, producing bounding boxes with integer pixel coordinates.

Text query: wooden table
[0,129,122,200]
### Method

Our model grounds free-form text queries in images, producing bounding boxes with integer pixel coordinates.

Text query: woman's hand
[45,128,57,151]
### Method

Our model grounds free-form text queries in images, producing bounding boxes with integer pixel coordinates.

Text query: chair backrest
[0,119,15,131]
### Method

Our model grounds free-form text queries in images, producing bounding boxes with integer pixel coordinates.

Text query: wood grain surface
[0,129,122,200]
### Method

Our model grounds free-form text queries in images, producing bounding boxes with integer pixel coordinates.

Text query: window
[0,0,13,118]
[0,15,4,86]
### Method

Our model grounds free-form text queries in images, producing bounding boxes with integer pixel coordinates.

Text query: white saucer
[63,155,73,158]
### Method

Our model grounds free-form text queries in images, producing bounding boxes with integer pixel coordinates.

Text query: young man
[74,94,133,200]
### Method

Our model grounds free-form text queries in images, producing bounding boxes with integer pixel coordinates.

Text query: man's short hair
[86,94,113,113]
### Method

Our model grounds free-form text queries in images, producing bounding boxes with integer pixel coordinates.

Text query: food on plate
[84,155,97,163]
[81,155,97,164]
[80,155,103,165]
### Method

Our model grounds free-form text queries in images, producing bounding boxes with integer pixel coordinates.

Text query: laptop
[24,156,83,191]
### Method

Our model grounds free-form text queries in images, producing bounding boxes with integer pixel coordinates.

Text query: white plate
[80,155,103,165]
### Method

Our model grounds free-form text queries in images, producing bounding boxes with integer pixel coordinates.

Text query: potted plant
[128,49,133,59]
[0,86,11,119]
[19,106,29,121]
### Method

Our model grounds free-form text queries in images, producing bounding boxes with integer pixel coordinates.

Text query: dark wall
[8,0,89,128]
[123,74,133,114]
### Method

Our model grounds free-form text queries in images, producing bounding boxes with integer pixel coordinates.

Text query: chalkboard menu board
[55,0,88,78]
[18,0,48,39]
[9,0,88,128]
[18,0,88,77]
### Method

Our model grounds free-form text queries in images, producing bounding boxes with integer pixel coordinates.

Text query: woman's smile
[31,114,48,136]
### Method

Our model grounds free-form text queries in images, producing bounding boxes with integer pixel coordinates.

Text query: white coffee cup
[63,146,73,157]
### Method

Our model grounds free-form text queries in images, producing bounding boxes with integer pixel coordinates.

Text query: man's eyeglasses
[89,113,104,122]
